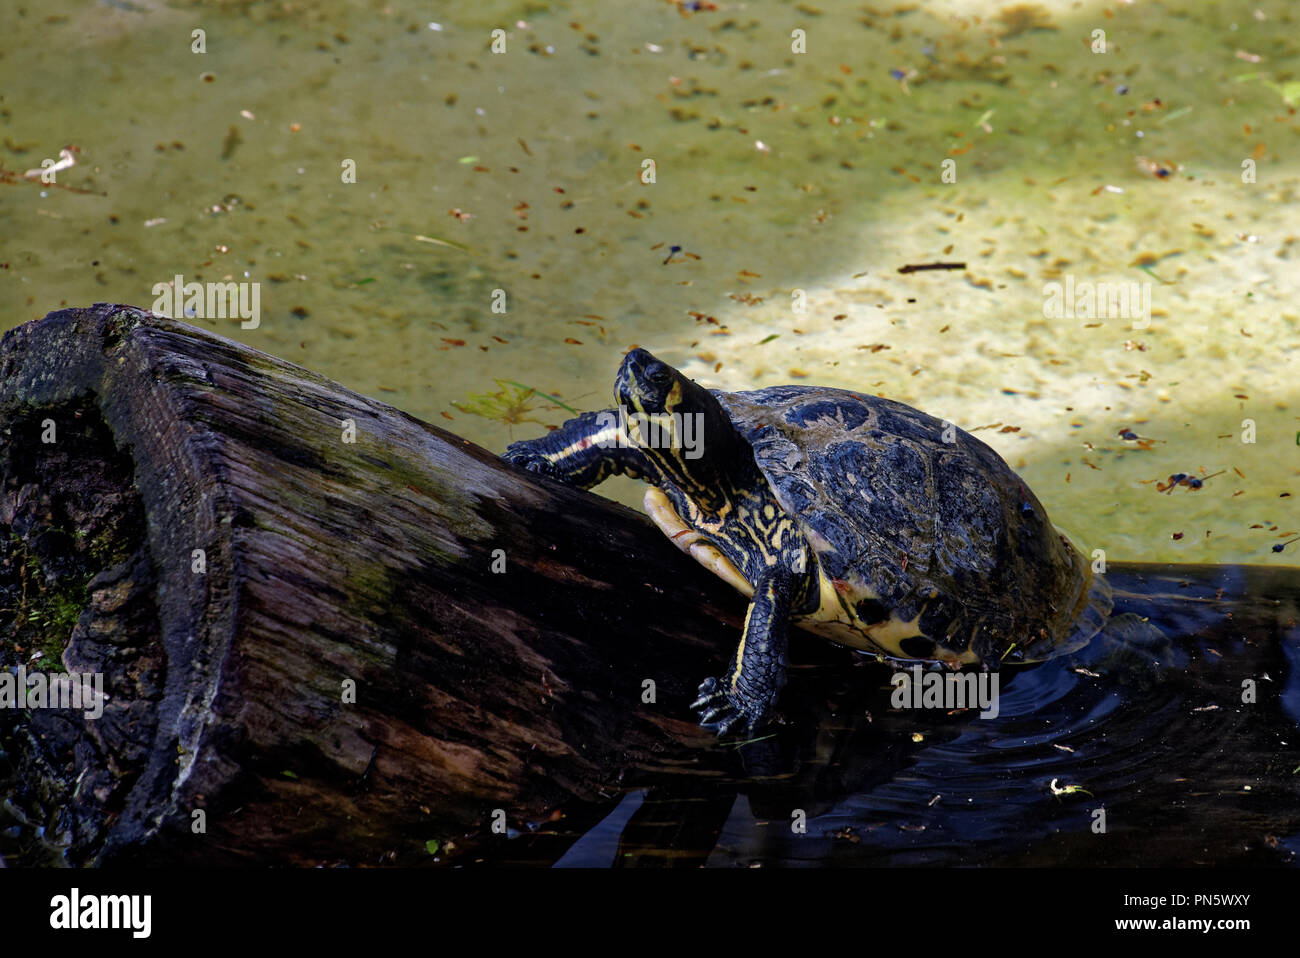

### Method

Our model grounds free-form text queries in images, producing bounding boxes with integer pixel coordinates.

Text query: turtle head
[615,348,693,417]
[614,348,750,502]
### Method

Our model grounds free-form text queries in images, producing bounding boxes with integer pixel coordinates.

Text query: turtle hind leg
[502,409,663,488]
[692,566,792,736]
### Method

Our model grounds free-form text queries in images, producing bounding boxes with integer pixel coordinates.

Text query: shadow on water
[472,561,1300,867]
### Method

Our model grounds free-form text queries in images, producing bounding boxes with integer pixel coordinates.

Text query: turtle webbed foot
[691,676,767,737]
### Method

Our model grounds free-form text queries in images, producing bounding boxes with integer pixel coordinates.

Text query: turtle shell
[712,385,1111,667]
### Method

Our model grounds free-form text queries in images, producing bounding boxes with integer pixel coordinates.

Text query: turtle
[502,348,1111,736]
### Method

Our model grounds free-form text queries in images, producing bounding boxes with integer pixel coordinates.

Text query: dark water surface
[465,562,1300,867]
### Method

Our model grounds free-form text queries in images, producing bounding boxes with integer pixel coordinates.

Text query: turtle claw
[692,676,756,736]
[691,676,722,708]
[700,709,741,735]
[699,705,730,726]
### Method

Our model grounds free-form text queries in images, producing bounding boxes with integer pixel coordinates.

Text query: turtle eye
[646,363,673,388]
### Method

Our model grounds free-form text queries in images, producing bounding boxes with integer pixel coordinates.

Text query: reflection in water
[470,562,1300,867]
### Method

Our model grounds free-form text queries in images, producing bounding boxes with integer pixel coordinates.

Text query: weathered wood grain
[0,304,748,866]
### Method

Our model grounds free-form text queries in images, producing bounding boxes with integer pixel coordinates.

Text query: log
[2,304,1298,869]
[0,304,757,866]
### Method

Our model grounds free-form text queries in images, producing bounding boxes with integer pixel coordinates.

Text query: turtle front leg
[502,409,663,488]
[692,566,792,736]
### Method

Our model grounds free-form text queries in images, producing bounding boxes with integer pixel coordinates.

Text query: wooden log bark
[0,304,756,866]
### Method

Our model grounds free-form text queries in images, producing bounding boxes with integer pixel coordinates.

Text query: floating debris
[1155,470,1223,493]
[1049,778,1092,799]
[1134,156,1177,179]
[452,379,576,430]
[898,261,966,274]
[414,234,471,252]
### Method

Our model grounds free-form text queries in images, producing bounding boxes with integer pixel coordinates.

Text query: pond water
[2,0,1297,565]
